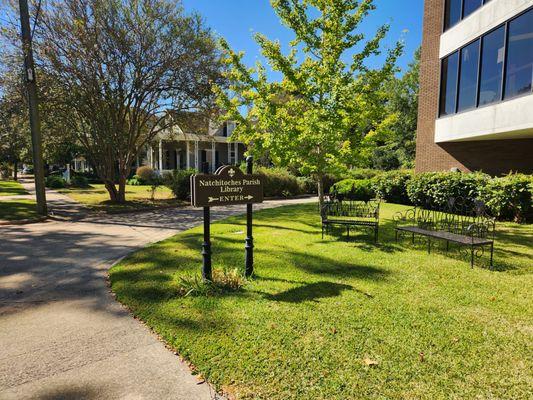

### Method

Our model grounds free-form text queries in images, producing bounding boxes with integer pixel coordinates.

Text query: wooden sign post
[191,157,263,280]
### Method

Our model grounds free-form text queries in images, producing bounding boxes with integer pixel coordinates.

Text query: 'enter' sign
[191,165,264,208]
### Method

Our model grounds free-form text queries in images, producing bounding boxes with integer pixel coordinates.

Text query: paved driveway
[0,195,315,400]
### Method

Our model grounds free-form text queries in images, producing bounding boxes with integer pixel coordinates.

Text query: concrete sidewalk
[0,187,316,399]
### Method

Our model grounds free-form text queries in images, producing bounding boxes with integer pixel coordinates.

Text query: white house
[141,114,245,173]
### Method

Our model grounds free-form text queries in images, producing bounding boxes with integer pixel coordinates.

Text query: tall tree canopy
[216,0,403,204]
[366,47,420,170]
[27,0,225,202]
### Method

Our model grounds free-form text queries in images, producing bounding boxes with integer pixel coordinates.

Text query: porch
[143,134,244,173]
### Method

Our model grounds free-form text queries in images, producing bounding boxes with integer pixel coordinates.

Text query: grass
[0,199,38,221]
[110,203,533,399]
[57,184,181,213]
[0,180,29,196]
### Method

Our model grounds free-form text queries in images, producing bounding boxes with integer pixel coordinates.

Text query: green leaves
[215,0,403,201]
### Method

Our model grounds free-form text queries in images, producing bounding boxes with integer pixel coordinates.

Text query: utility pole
[19,0,47,215]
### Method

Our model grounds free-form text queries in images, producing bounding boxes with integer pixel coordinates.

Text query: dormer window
[222,122,228,137]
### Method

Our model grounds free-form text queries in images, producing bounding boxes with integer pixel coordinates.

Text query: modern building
[142,115,245,173]
[416,0,533,175]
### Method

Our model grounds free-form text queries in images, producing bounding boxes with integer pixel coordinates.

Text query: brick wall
[414,0,533,176]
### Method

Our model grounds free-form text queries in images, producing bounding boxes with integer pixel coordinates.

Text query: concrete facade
[415,0,533,175]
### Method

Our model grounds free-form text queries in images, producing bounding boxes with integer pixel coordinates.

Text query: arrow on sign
[246,195,253,200]
[208,197,219,203]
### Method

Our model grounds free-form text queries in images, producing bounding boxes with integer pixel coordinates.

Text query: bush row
[330,171,533,222]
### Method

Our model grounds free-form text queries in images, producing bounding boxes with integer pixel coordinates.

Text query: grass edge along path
[0,199,38,221]
[57,184,183,213]
[110,203,532,400]
[0,180,29,196]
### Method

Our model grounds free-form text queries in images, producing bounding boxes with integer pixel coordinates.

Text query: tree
[33,0,224,202]
[369,47,420,170]
[216,0,402,205]
[0,69,31,181]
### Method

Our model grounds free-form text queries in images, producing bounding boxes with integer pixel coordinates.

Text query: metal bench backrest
[322,199,380,220]
[413,198,495,239]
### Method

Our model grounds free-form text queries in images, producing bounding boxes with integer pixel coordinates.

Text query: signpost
[191,157,263,280]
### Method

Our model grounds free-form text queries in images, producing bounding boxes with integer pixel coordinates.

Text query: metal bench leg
[412,232,415,244]
[446,240,449,253]
[347,226,350,239]
[470,245,474,269]
[427,237,431,254]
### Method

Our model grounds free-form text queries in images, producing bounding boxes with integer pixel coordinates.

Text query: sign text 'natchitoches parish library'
[191,165,263,208]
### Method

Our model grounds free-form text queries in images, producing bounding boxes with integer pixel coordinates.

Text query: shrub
[255,167,303,198]
[480,174,533,223]
[45,175,67,189]
[297,176,317,194]
[163,169,195,200]
[70,175,90,188]
[127,176,142,186]
[330,179,374,201]
[0,163,12,179]
[135,165,156,184]
[406,171,490,208]
[176,269,246,297]
[372,170,413,205]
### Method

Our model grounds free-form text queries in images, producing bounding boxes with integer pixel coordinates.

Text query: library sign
[191,165,263,207]
[190,159,263,281]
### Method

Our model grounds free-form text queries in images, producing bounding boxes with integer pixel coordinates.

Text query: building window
[463,0,482,19]
[504,9,533,100]
[444,0,462,31]
[222,122,228,137]
[439,52,459,116]
[457,40,480,112]
[479,26,505,106]
[444,0,492,31]
[439,7,533,117]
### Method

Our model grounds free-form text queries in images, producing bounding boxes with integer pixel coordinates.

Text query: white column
[149,146,153,168]
[158,140,163,171]
[234,142,239,164]
[227,142,231,165]
[211,141,216,172]
[194,140,199,171]
[186,141,191,169]
[136,155,140,168]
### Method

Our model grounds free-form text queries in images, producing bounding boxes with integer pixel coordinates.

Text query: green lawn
[0,180,29,196]
[58,184,181,213]
[110,203,532,399]
[0,199,38,221]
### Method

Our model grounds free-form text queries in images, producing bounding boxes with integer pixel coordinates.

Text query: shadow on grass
[263,281,353,303]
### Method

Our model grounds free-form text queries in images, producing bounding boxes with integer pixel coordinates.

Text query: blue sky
[182,0,424,76]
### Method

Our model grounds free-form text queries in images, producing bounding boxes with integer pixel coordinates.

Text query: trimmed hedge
[255,167,304,198]
[330,179,374,201]
[135,166,156,184]
[70,175,90,188]
[406,171,490,209]
[371,170,412,205]
[163,169,196,200]
[45,175,67,189]
[480,174,533,223]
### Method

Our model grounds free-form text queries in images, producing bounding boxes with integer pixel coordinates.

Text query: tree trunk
[13,160,18,181]
[104,180,118,202]
[117,175,127,203]
[317,174,325,210]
